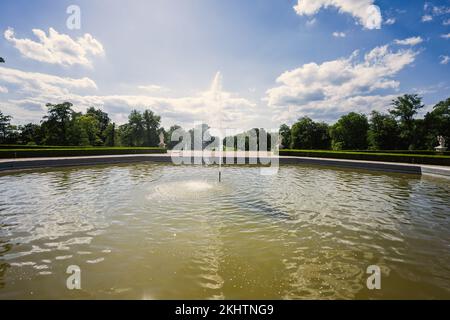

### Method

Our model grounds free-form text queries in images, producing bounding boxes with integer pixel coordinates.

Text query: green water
[0,163,449,299]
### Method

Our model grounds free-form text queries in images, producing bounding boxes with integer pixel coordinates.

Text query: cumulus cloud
[394,36,423,46]
[4,27,104,66]
[293,0,382,30]
[442,33,450,39]
[265,44,418,123]
[440,55,450,65]
[332,31,346,38]
[138,85,169,93]
[0,67,257,128]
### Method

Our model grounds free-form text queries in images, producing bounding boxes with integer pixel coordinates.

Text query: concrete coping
[0,153,449,178]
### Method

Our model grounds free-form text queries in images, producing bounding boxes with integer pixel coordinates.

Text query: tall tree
[279,124,291,149]
[0,110,12,143]
[165,125,182,150]
[368,111,400,150]
[142,109,161,147]
[119,110,145,146]
[330,112,369,150]
[86,107,110,143]
[19,123,43,145]
[291,117,331,150]
[104,123,117,147]
[75,114,101,146]
[41,102,74,145]
[424,97,450,149]
[389,94,424,149]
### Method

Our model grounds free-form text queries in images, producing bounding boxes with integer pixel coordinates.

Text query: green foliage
[19,123,44,145]
[280,149,450,166]
[424,97,450,149]
[0,110,12,143]
[389,94,424,149]
[279,124,291,149]
[118,109,161,147]
[329,112,369,150]
[0,147,166,158]
[290,117,331,150]
[2,94,450,154]
[368,111,400,150]
[165,125,183,150]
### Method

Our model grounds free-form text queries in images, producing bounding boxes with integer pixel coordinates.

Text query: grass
[279,149,450,166]
[0,147,167,158]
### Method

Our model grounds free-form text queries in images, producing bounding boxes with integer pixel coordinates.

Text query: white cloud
[440,55,450,65]
[0,68,258,128]
[422,4,450,23]
[384,18,396,25]
[4,27,104,67]
[293,0,382,30]
[332,31,346,38]
[0,86,8,94]
[441,33,450,39]
[394,36,423,46]
[431,5,450,15]
[266,44,418,123]
[138,85,169,93]
[422,15,433,22]
[444,19,450,26]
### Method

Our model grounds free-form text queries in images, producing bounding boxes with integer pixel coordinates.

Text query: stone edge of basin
[0,154,449,178]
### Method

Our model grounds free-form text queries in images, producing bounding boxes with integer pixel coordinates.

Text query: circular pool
[0,163,449,299]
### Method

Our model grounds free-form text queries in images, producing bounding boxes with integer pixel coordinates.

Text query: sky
[0,0,449,130]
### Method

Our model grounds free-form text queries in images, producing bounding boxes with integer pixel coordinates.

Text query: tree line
[1,94,449,150]
[280,94,450,151]
[0,102,164,147]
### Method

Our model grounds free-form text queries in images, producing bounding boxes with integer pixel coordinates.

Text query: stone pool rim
[1,153,450,178]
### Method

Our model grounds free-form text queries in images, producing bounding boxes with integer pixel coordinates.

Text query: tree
[330,112,369,150]
[142,109,161,147]
[389,94,424,150]
[104,123,117,147]
[19,123,43,145]
[424,97,450,149]
[279,124,291,149]
[86,107,110,143]
[165,125,182,149]
[368,111,400,150]
[75,114,101,146]
[0,57,5,63]
[41,102,74,145]
[118,110,145,146]
[291,117,331,150]
[0,110,12,143]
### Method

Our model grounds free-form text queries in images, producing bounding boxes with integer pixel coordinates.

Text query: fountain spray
[210,71,224,183]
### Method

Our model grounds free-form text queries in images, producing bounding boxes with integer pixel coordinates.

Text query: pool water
[0,163,449,299]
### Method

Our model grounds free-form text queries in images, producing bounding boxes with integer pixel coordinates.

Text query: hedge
[346,150,450,156]
[0,147,167,158]
[279,149,450,166]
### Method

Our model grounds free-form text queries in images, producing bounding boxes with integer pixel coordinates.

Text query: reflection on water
[0,163,449,299]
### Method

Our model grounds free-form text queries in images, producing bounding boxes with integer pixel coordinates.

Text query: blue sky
[0,0,449,129]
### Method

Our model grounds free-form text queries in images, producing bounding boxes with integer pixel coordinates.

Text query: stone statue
[437,136,446,147]
[435,135,447,153]
[159,132,166,148]
[277,135,284,150]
